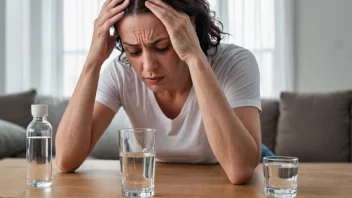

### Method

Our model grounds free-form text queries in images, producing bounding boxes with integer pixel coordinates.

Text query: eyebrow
[122,37,169,47]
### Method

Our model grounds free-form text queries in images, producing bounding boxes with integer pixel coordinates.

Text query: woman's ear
[190,16,196,29]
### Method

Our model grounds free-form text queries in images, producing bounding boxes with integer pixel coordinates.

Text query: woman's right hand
[87,0,130,65]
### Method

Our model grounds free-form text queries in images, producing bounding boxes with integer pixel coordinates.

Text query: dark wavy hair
[113,0,226,61]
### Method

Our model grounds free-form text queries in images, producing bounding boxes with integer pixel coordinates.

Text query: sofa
[1,89,352,162]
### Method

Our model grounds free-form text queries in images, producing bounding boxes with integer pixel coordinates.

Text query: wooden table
[0,159,351,198]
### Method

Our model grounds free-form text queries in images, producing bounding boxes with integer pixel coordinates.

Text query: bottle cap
[31,104,48,117]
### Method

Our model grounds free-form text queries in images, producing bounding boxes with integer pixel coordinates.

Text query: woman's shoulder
[208,43,255,62]
[208,43,257,71]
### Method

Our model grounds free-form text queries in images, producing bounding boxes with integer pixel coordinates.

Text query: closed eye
[129,50,141,57]
[156,46,169,53]
[127,46,169,57]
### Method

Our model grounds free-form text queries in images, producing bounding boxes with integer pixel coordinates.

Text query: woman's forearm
[186,55,259,184]
[55,60,102,172]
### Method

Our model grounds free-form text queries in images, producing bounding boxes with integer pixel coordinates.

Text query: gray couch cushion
[0,119,27,159]
[260,99,279,152]
[35,95,70,155]
[90,109,132,159]
[276,91,352,162]
[0,89,37,128]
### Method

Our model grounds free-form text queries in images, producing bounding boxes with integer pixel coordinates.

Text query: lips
[144,76,164,84]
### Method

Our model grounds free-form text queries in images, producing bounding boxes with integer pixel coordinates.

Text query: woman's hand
[87,0,130,65]
[145,0,205,63]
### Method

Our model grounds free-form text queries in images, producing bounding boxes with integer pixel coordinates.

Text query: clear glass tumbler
[118,128,156,197]
[263,156,299,197]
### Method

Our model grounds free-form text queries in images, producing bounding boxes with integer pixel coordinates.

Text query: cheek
[126,56,143,75]
[157,50,182,68]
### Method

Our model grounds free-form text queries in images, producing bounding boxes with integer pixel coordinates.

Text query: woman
[56,0,262,185]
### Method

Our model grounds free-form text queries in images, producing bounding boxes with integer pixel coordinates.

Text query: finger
[148,0,190,21]
[102,5,124,23]
[97,0,120,25]
[103,11,125,32]
[99,0,129,27]
[145,1,176,28]
[103,0,113,8]
[107,0,129,18]
[107,0,124,9]
[147,0,177,15]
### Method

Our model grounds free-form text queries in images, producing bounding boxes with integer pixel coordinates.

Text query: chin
[147,84,167,93]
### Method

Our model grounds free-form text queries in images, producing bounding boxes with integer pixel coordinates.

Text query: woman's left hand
[145,0,205,63]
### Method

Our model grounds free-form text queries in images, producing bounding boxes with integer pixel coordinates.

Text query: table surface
[0,159,351,198]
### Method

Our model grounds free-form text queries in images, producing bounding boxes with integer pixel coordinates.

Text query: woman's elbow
[55,155,78,173]
[227,167,255,185]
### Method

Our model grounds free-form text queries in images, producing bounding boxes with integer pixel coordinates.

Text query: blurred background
[0,0,351,98]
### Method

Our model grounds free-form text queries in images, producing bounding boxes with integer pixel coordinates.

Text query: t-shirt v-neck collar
[147,86,195,124]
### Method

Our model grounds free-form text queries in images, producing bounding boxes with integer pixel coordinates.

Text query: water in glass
[119,128,156,197]
[120,152,155,192]
[264,161,298,197]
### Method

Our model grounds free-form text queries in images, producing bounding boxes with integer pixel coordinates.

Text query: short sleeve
[95,60,122,113]
[221,48,261,111]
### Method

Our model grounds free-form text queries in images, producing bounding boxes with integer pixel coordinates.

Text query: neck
[33,116,47,122]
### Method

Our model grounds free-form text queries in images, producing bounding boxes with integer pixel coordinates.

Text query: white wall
[295,0,352,92]
[0,0,5,94]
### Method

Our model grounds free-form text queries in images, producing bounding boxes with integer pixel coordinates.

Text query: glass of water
[118,128,156,197]
[263,156,299,197]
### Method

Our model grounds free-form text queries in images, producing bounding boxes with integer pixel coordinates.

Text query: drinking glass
[118,128,156,197]
[263,156,299,197]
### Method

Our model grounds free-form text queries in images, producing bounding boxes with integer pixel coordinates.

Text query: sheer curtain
[62,0,119,97]
[5,0,60,96]
[4,0,116,96]
[211,0,294,98]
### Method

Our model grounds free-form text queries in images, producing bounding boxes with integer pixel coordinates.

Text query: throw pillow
[276,91,352,162]
[0,119,27,159]
[0,89,37,128]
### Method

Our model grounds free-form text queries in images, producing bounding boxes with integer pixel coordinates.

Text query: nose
[142,51,158,72]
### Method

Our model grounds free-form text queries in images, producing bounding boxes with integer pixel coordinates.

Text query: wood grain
[0,159,351,197]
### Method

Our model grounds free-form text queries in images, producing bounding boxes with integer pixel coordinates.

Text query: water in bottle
[26,104,52,188]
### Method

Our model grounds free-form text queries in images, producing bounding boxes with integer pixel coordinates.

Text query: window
[227,0,276,98]
[212,0,278,98]
[62,0,118,97]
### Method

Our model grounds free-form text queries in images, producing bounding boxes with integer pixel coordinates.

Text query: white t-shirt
[96,43,261,164]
